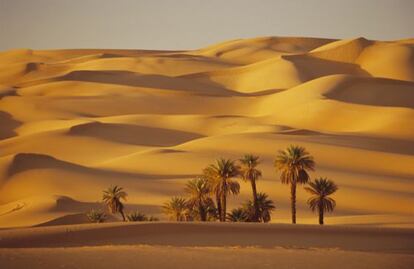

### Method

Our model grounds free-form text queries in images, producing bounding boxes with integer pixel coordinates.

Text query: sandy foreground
[0,222,413,269]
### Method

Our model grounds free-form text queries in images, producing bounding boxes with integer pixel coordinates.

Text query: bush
[127,211,148,221]
[86,209,106,223]
[226,207,250,222]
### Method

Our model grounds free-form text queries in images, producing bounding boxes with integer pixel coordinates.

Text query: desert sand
[1,36,414,228]
[1,35,414,268]
[0,222,413,269]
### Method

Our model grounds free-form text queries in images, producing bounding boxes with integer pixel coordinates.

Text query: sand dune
[0,192,161,228]
[309,37,414,81]
[259,74,414,139]
[185,55,370,93]
[0,36,414,229]
[357,40,414,81]
[0,222,413,269]
[68,121,204,146]
[1,222,413,251]
[192,36,335,64]
[309,37,373,63]
[1,245,413,269]
[73,54,236,76]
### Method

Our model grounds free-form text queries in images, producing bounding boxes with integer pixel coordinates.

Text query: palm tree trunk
[251,179,259,222]
[222,192,227,222]
[319,203,324,225]
[120,209,126,222]
[199,204,207,221]
[216,190,222,221]
[290,183,296,224]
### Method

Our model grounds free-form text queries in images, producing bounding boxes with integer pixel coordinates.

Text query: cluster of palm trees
[163,145,338,225]
[163,154,275,222]
[88,145,338,225]
[163,154,276,223]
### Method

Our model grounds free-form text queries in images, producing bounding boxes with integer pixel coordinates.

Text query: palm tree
[203,158,240,222]
[162,197,189,221]
[226,208,249,222]
[204,202,219,221]
[274,145,315,224]
[305,178,338,225]
[202,166,222,221]
[185,177,214,221]
[255,192,275,223]
[239,154,262,222]
[244,192,276,223]
[102,185,128,221]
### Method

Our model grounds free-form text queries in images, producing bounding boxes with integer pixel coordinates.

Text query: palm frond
[275,145,315,186]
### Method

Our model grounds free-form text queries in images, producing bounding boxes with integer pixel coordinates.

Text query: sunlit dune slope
[0,36,413,228]
[191,36,335,64]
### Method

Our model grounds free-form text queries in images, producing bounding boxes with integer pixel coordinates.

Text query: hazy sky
[0,0,413,51]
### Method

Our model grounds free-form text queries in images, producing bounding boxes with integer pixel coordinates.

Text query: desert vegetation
[163,197,191,221]
[305,178,338,225]
[86,186,158,223]
[86,209,107,223]
[126,211,159,222]
[86,145,337,225]
[275,145,315,224]
[102,185,128,221]
[162,145,338,225]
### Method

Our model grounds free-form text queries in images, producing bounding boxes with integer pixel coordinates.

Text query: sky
[0,0,413,51]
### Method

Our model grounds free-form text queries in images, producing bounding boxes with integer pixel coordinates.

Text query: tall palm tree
[244,192,276,223]
[102,185,128,221]
[203,158,240,222]
[162,197,189,221]
[239,154,262,222]
[305,178,338,225]
[185,177,214,221]
[274,145,315,224]
[203,167,222,221]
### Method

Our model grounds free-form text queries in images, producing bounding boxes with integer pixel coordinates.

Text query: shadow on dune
[0,87,18,99]
[183,52,371,95]
[0,111,21,140]
[323,76,414,108]
[274,125,414,156]
[6,153,196,180]
[22,70,241,97]
[284,54,371,81]
[52,195,161,214]
[67,121,204,147]
[33,197,162,227]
